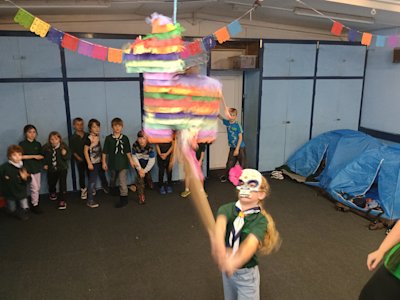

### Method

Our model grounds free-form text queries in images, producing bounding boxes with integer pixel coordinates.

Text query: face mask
[236,169,262,198]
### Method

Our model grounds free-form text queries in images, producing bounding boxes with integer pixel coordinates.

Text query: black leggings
[359,265,400,300]
[225,147,246,177]
[157,155,172,186]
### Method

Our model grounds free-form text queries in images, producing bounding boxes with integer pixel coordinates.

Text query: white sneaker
[81,188,87,200]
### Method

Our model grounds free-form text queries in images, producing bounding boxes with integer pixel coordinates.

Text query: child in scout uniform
[19,124,44,214]
[42,131,71,210]
[0,145,31,220]
[102,118,136,208]
[70,117,89,200]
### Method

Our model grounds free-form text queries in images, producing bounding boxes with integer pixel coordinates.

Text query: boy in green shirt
[70,118,89,200]
[102,118,136,208]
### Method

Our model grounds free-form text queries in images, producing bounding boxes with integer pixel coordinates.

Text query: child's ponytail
[258,176,281,255]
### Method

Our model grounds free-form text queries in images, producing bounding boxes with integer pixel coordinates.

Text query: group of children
[0,106,283,299]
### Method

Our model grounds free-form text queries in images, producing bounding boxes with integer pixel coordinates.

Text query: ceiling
[1,0,400,31]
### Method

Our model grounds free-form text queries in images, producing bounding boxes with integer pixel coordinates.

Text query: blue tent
[284,130,400,221]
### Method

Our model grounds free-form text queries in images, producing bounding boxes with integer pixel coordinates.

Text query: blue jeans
[7,198,29,212]
[88,163,108,201]
[222,266,260,300]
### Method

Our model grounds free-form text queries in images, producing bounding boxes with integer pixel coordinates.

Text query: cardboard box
[230,55,257,69]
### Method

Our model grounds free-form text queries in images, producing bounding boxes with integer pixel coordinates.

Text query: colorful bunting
[92,44,108,61]
[388,35,398,48]
[77,40,94,56]
[361,33,372,46]
[108,48,123,63]
[202,35,216,51]
[227,20,242,37]
[331,22,343,36]
[214,27,230,44]
[14,8,34,29]
[61,34,79,52]
[46,28,64,45]
[375,35,386,47]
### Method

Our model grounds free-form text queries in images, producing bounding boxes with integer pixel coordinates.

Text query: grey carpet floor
[0,176,385,300]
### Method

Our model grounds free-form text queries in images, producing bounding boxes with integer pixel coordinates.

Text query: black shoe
[31,205,43,214]
[17,209,30,221]
[115,196,128,208]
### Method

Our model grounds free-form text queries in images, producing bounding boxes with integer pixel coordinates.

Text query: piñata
[124,13,222,145]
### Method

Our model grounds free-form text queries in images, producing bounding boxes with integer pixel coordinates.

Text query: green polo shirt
[384,243,400,280]
[70,132,89,160]
[217,202,268,268]
[0,163,30,201]
[19,139,43,174]
[102,134,131,171]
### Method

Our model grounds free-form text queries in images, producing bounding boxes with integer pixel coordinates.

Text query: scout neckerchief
[8,160,23,169]
[229,200,261,254]
[52,143,60,170]
[112,134,124,154]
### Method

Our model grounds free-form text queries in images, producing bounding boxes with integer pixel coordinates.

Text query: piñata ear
[229,165,243,186]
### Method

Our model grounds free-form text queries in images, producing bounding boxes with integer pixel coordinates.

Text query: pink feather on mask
[229,165,243,186]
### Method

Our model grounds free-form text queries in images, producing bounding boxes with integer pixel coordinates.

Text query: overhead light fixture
[325,0,400,13]
[294,7,375,24]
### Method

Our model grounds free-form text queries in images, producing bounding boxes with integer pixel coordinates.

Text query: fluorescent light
[294,7,375,24]
[325,0,400,13]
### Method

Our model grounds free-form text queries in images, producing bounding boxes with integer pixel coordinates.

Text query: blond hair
[258,176,281,255]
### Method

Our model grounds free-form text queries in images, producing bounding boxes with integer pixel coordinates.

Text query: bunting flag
[30,18,51,38]
[77,40,94,56]
[46,27,64,45]
[14,8,34,29]
[214,27,230,44]
[92,44,108,61]
[348,29,360,42]
[189,40,202,56]
[361,32,372,46]
[108,48,123,63]
[331,22,343,36]
[61,34,79,52]
[202,35,216,51]
[375,35,386,47]
[228,20,242,37]
[388,36,398,48]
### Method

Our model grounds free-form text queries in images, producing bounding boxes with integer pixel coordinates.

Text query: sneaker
[81,188,87,200]
[129,185,137,193]
[220,175,227,183]
[31,205,43,214]
[87,201,99,208]
[138,194,145,205]
[180,190,191,198]
[58,200,67,210]
[159,186,166,195]
[166,186,173,194]
[49,193,57,201]
[102,186,110,194]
